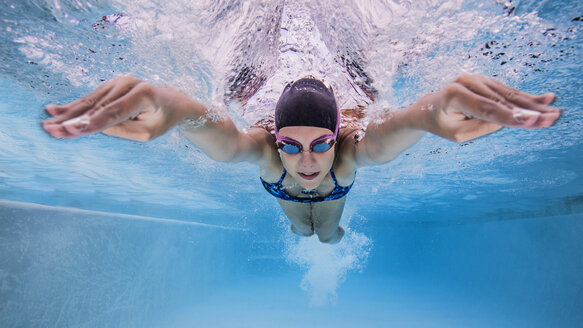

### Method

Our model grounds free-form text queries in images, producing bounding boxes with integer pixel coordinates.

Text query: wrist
[410,91,445,133]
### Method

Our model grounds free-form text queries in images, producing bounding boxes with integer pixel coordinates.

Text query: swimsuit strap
[278,169,287,184]
[329,168,339,186]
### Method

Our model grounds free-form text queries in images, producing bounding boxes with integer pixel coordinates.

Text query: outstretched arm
[42,75,271,164]
[346,74,560,167]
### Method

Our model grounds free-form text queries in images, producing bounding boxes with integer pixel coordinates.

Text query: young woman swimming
[42,74,560,243]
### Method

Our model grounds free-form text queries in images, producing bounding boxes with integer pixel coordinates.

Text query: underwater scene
[1,0,582,327]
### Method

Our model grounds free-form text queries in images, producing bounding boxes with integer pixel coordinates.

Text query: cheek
[279,153,298,170]
[316,151,335,168]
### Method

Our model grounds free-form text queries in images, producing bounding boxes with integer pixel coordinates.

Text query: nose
[299,151,316,167]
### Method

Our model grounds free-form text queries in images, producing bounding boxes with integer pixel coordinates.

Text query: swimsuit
[260,169,354,203]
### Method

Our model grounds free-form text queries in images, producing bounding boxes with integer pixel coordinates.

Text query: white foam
[283,207,372,306]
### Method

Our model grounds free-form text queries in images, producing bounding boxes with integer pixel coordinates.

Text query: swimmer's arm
[346,95,433,167]
[180,122,274,164]
[43,75,273,164]
[346,74,560,168]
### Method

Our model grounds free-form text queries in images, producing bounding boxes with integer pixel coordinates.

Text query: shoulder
[246,126,275,145]
[332,127,363,185]
[247,127,284,181]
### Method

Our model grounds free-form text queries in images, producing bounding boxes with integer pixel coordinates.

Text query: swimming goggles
[277,135,336,154]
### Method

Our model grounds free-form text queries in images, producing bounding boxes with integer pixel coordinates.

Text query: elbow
[206,148,240,163]
[367,152,398,165]
[450,134,469,143]
[206,140,252,163]
[358,141,399,166]
[191,140,240,163]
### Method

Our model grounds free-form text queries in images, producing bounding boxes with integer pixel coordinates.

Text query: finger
[448,83,543,128]
[528,110,560,129]
[44,82,114,122]
[531,92,556,105]
[44,75,142,124]
[455,74,511,108]
[42,120,77,138]
[482,77,558,111]
[61,83,154,136]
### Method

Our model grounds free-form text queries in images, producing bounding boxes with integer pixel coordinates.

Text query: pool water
[1,0,582,327]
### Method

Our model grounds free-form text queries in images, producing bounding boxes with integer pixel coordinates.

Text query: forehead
[277,126,334,141]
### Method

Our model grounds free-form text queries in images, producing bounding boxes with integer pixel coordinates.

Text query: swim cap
[275,78,339,135]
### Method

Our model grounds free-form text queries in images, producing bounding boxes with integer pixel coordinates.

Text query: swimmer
[42,74,560,243]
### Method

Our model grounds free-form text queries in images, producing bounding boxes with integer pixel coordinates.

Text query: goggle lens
[280,143,301,154]
[311,140,333,153]
[277,138,335,154]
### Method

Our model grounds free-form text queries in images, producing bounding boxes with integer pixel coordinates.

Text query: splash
[283,210,372,306]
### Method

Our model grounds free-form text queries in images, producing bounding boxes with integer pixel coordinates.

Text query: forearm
[179,114,251,162]
[360,93,440,164]
[154,86,209,127]
[158,88,262,163]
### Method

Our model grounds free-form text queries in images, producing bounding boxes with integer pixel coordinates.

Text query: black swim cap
[275,78,338,134]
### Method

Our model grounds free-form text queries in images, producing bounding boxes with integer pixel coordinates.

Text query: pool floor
[1,199,581,327]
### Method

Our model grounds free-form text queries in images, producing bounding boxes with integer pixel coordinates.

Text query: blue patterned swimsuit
[260,169,354,203]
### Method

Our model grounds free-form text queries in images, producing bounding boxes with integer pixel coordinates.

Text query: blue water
[1,0,582,327]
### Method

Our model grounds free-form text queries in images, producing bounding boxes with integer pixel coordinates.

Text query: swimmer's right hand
[42,75,199,141]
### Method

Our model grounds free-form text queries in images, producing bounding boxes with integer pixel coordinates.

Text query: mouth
[298,172,320,180]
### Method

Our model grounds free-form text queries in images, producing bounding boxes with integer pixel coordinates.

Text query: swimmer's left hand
[337,74,560,167]
[420,73,560,142]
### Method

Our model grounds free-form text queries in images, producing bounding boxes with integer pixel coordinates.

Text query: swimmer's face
[277,126,336,190]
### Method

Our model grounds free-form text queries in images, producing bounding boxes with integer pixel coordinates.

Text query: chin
[300,182,318,190]
[298,175,324,190]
